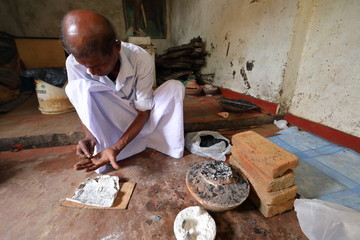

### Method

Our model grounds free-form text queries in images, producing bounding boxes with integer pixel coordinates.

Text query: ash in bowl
[186,161,250,212]
[201,161,233,184]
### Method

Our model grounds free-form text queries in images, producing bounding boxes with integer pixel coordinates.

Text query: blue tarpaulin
[268,127,360,211]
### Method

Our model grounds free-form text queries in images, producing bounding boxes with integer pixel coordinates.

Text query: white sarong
[66,79,185,173]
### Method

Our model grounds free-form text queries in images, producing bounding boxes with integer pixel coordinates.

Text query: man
[61,10,185,173]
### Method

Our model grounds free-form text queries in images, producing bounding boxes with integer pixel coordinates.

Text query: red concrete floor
[0,94,81,139]
[183,95,276,133]
[0,138,306,240]
[0,93,306,239]
[0,94,82,150]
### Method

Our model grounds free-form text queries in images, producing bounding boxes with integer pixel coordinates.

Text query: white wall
[170,0,298,103]
[289,0,360,137]
[169,0,360,137]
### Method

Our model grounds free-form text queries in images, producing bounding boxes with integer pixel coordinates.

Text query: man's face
[75,45,119,76]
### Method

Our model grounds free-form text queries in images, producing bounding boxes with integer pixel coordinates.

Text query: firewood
[155,36,207,85]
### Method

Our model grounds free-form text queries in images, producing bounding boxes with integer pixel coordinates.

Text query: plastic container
[35,79,74,114]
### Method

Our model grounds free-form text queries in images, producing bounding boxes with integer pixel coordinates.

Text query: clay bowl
[218,97,258,112]
[203,84,218,95]
[186,160,250,212]
[185,80,202,96]
[185,87,202,96]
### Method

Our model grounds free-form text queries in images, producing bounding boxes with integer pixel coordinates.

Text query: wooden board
[61,182,136,210]
[15,38,66,69]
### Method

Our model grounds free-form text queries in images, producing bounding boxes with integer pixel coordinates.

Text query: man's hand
[74,110,149,172]
[74,148,120,172]
[76,137,97,159]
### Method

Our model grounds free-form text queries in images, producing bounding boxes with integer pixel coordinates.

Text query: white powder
[100,233,123,240]
[66,175,120,207]
[174,206,216,240]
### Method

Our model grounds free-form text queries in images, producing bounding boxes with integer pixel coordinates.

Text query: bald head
[61,10,117,58]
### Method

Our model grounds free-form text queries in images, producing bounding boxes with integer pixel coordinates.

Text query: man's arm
[74,110,150,171]
[112,109,150,153]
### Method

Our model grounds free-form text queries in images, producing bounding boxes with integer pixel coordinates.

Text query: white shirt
[65,42,185,172]
[65,42,155,111]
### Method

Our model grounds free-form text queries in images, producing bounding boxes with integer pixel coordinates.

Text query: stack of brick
[229,131,299,217]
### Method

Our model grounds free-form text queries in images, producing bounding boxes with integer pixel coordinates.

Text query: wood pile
[155,36,207,86]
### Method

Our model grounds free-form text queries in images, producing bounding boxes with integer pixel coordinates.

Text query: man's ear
[115,39,121,52]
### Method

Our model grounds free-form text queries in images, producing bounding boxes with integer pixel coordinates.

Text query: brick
[230,152,295,192]
[249,191,295,218]
[232,131,298,178]
[253,184,297,205]
[230,156,297,205]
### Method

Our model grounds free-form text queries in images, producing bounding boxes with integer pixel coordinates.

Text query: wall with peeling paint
[169,0,360,137]
[289,0,360,137]
[169,0,298,102]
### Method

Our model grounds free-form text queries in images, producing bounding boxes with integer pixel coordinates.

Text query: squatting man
[61,10,185,173]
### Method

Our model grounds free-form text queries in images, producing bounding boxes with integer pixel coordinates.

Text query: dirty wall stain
[240,68,251,89]
[246,60,255,71]
[210,43,216,52]
[226,42,230,57]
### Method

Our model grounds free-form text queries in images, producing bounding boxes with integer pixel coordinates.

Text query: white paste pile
[174,206,216,240]
[66,175,120,207]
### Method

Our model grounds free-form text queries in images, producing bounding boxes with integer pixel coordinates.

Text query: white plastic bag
[185,131,231,161]
[274,119,288,129]
[294,199,360,240]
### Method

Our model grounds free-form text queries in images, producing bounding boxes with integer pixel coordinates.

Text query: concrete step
[0,94,277,151]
